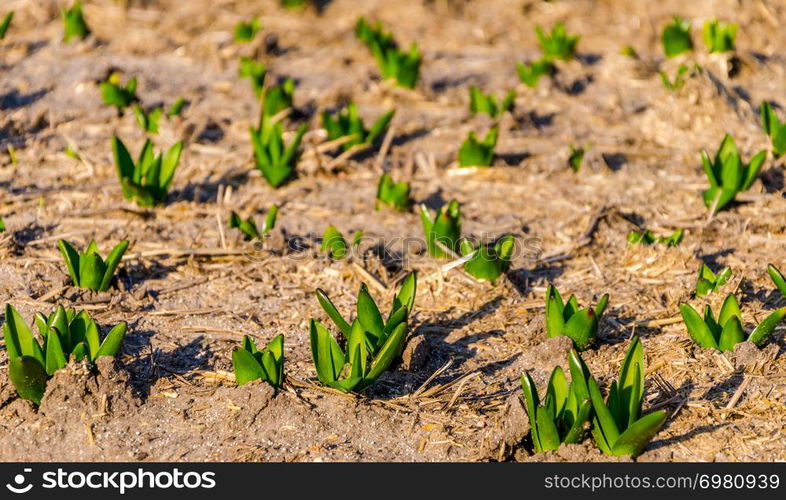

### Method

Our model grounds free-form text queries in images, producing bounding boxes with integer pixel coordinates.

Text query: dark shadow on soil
[0,89,48,110]
[497,151,530,166]
[602,152,627,171]
[176,170,251,204]
[506,263,565,296]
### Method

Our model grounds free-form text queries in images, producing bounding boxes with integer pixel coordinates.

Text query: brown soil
[1,0,786,462]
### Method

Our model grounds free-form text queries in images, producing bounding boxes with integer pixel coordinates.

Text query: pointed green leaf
[748,307,786,347]
[9,356,48,405]
[95,322,127,359]
[679,303,718,349]
[610,410,667,457]
[232,348,265,386]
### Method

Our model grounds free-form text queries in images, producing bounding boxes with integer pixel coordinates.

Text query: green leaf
[546,366,569,418]
[232,348,265,385]
[662,16,693,58]
[365,321,407,382]
[594,294,609,317]
[44,328,67,376]
[748,307,786,347]
[100,240,129,291]
[520,373,541,452]
[160,142,183,192]
[95,322,127,359]
[309,320,346,385]
[357,284,385,339]
[610,411,667,457]
[3,304,43,363]
[742,150,767,191]
[718,316,745,352]
[321,225,347,259]
[768,264,786,298]
[392,271,417,318]
[78,253,106,291]
[562,309,597,351]
[315,289,352,338]
[9,356,48,405]
[588,376,620,453]
[618,336,644,425]
[535,406,561,451]
[563,398,592,444]
[718,294,742,327]
[58,239,81,286]
[0,11,14,40]
[679,303,718,349]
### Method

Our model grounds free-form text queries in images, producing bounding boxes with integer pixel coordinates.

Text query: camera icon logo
[5,468,33,494]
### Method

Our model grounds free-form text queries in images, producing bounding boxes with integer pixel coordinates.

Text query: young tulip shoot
[768,264,786,299]
[133,105,162,134]
[659,64,692,91]
[568,144,585,172]
[702,19,737,53]
[62,2,89,42]
[469,86,515,119]
[662,16,693,58]
[516,58,553,88]
[375,173,410,212]
[420,200,462,258]
[536,23,580,61]
[310,272,417,392]
[249,118,307,188]
[228,205,278,241]
[545,285,609,351]
[355,17,421,89]
[695,263,732,297]
[321,226,362,259]
[239,57,267,99]
[521,350,593,452]
[260,78,295,119]
[627,229,684,247]
[234,17,261,42]
[760,102,786,158]
[322,103,395,151]
[4,304,127,404]
[458,128,498,167]
[700,134,767,213]
[100,74,139,115]
[0,11,13,39]
[587,336,667,457]
[680,294,785,352]
[112,136,184,207]
[232,334,284,388]
[459,235,515,284]
[58,239,129,292]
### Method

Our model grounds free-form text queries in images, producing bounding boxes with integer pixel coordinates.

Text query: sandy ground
[0,0,785,461]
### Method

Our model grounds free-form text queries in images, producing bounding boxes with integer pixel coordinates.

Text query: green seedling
[322,103,395,151]
[375,173,410,212]
[239,57,267,99]
[662,16,693,58]
[62,1,89,42]
[469,86,515,119]
[768,264,786,299]
[100,74,139,115]
[249,118,307,188]
[627,229,684,247]
[536,23,579,61]
[702,19,736,53]
[659,64,690,90]
[0,217,5,232]
[516,58,553,88]
[229,205,278,241]
[420,199,461,258]
[700,134,767,212]
[310,272,417,393]
[458,127,498,167]
[680,294,785,352]
[3,304,127,404]
[321,226,362,259]
[568,144,585,172]
[168,98,186,117]
[521,350,593,452]
[587,336,667,457]
[260,78,295,118]
[232,334,284,388]
[234,17,261,42]
[133,105,162,134]
[112,136,184,207]
[459,235,515,284]
[58,239,129,292]
[695,263,732,297]
[545,285,609,351]
[760,102,786,158]
[0,11,13,39]
[355,17,421,89]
